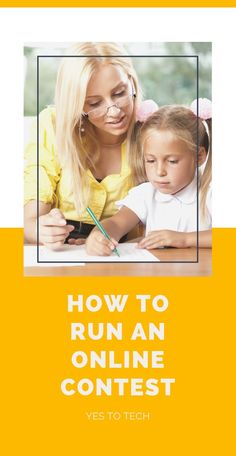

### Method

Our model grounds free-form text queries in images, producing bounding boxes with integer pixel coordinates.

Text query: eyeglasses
[83,83,136,120]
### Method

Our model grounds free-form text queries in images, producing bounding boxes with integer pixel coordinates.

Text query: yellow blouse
[24,107,133,224]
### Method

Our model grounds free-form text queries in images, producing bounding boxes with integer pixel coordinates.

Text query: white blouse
[117,176,211,234]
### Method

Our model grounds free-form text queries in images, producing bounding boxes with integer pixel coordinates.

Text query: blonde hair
[55,42,141,215]
[136,105,212,221]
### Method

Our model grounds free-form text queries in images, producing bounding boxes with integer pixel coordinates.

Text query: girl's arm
[86,206,140,256]
[185,230,212,248]
[138,229,212,249]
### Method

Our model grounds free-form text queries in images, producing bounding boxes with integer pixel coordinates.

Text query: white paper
[24,245,85,267]
[24,243,158,266]
[74,243,159,262]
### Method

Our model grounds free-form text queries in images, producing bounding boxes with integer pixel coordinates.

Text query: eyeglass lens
[89,94,132,119]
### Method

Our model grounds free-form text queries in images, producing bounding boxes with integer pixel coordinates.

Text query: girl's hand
[86,229,118,256]
[39,208,74,250]
[138,230,188,249]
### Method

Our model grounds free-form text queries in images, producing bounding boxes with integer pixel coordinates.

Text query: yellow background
[1,227,235,455]
[1,1,236,6]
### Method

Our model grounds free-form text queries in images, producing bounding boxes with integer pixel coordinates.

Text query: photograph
[24,41,212,276]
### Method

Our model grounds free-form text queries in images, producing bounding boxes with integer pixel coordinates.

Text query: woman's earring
[80,117,85,133]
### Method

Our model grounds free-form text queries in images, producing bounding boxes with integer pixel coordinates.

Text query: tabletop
[24,246,212,277]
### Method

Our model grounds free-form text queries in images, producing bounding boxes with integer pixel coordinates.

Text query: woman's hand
[86,229,118,256]
[138,230,189,249]
[67,238,86,246]
[39,208,75,250]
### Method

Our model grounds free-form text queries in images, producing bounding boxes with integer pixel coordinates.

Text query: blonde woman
[24,42,141,249]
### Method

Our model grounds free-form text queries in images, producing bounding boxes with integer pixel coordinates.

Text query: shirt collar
[154,174,197,204]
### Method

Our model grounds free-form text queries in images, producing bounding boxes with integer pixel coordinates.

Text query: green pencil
[86,207,120,257]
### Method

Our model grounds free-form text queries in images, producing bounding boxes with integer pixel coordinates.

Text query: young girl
[24,42,142,249]
[86,102,212,255]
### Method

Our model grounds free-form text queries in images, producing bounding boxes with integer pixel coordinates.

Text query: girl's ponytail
[190,98,212,222]
[199,118,212,221]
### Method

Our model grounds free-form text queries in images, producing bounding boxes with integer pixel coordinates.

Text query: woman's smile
[106,114,127,129]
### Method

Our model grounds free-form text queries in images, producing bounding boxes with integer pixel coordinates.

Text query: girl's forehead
[143,130,178,148]
[143,129,189,155]
[86,63,128,97]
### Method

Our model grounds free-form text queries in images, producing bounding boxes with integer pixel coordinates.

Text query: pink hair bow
[136,99,159,122]
[190,98,212,120]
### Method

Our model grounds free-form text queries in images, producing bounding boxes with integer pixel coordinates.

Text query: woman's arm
[24,201,74,248]
[86,207,140,255]
[24,201,51,244]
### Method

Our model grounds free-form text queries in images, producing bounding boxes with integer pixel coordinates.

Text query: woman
[24,42,142,249]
